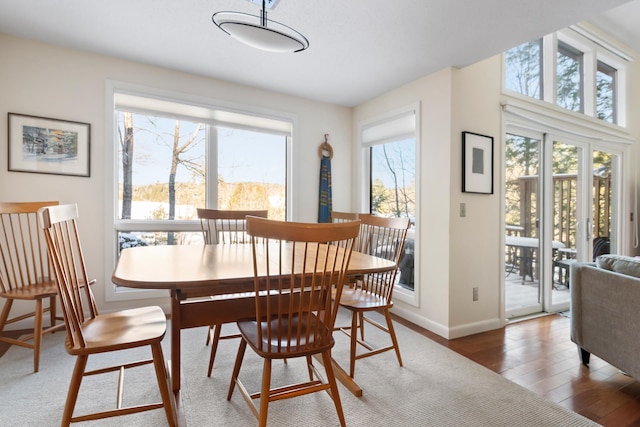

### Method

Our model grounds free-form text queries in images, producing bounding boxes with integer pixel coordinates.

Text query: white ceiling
[0,0,638,107]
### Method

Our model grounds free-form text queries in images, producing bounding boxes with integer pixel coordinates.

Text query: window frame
[359,102,421,307]
[104,80,296,301]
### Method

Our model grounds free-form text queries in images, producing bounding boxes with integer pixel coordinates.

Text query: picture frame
[462,131,493,194]
[8,113,91,177]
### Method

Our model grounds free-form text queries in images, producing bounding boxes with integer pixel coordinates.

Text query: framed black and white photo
[462,131,493,194]
[8,113,91,177]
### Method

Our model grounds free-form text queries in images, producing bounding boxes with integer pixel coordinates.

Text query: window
[370,140,416,222]
[504,39,543,99]
[361,104,419,300]
[503,29,627,127]
[106,84,293,300]
[557,41,584,113]
[596,61,617,124]
[116,111,287,247]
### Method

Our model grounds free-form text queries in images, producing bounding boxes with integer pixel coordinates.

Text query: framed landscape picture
[462,131,493,194]
[8,113,90,177]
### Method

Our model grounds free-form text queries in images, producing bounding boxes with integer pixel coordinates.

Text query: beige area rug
[0,310,600,427]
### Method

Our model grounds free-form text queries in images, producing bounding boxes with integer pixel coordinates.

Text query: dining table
[111,243,397,401]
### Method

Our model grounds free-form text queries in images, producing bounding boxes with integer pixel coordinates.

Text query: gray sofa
[570,255,640,379]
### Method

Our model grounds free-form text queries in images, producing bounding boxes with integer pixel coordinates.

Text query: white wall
[0,34,353,320]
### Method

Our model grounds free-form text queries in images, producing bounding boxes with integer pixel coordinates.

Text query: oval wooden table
[112,244,397,402]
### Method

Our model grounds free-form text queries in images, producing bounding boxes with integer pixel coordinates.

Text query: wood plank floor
[4,314,640,425]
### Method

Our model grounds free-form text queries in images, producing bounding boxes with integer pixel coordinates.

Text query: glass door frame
[504,126,544,319]
[504,126,626,318]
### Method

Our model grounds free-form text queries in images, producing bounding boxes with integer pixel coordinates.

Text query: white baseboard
[391,306,503,340]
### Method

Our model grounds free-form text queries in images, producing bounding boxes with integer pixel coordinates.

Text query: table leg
[171,290,181,393]
[313,354,363,397]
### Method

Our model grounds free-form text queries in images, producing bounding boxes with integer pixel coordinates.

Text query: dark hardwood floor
[3,314,640,425]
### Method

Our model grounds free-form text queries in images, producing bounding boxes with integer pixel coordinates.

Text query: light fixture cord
[261,0,267,27]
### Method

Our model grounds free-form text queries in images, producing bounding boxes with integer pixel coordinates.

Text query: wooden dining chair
[39,204,176,427]
[227,217,360,427]
[197,208,269,377]
[0,201,65,373]
[335,214,410,378]
[330,210,361,223]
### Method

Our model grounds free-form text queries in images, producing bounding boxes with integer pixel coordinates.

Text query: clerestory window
[504,29,625,127]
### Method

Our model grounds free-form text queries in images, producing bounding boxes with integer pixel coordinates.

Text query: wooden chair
[0,201,65,373]
[39,204,176,427]
[330,210,361,223]
[335,215,410,378]
[227,217,360,427]
[197,208,269,377]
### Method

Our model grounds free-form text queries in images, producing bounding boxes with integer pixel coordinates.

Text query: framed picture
[462,131,493,194]
[8,113,90,177]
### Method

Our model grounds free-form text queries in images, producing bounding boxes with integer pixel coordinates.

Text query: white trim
[569,23,636,62]
[501,96,633,145]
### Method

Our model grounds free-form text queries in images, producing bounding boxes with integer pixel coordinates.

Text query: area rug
[0,311,600,426]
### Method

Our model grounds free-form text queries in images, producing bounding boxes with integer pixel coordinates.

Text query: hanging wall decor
[462,131,493,194]
[8,113,91,177]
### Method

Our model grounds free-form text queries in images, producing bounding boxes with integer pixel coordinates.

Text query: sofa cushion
[596,254,640,278]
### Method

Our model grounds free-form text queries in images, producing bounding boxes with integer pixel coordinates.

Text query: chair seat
[0,280,58,300]
[238,314,335,359]
[68,306,167,355]
[338,287,393,310]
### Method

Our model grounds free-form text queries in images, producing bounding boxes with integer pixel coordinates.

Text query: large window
[106,85,293,300]
[504,29,625,126]
[116,111,287,248]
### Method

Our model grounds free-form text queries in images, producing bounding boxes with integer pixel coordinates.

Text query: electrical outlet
[460,203,466,217]
[473,287,479,301]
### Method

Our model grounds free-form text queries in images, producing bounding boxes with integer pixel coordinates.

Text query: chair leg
[227,339,247,400]
[383,309,403,367]
[62,355,88,427]
[321,350,346,427]
[207,324,223,377]
[349,311,358,378]
[33,299,44,373]
[258,358,272,427]
[151,342,177,427]
[49,295,59,329]
[306,355,314,381]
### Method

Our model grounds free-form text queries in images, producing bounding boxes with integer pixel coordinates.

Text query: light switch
[460,203,466,217]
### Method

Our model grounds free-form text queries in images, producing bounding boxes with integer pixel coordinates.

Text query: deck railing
[511,174,611,248]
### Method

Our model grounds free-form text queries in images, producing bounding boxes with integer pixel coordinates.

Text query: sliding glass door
[505,130,620,318]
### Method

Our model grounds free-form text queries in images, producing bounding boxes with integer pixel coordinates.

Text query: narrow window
[504,39,543,99]
[557,41,584,113]
[596,61,617,124]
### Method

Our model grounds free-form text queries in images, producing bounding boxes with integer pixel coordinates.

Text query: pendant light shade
[212,1,309,53]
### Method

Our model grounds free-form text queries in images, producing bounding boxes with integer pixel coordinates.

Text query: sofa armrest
[570,263,640,378]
